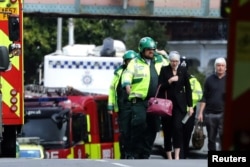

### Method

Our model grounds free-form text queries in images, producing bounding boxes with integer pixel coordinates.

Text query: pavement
[151,126,209,159]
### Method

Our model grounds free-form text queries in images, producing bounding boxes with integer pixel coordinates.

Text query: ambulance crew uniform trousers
[129,99,148,158]
[144,112,161,158]
[127,98,160,159]
[117,89,132,159]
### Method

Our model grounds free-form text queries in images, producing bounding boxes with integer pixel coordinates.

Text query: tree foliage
[125,20,168,51]
[24,17,57,84]
[74,19,126,45]
[23,17,126,84]
[23,17,206,87]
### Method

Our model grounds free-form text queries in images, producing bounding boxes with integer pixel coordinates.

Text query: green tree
[125,20,168,51]
[23,17,126,84]
[23,17,58,84]
[74,19,126,45]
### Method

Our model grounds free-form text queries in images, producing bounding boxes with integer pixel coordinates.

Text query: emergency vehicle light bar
[17,137,41,145]
[24,97,68,103]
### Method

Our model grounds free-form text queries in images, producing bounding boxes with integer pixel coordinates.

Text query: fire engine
[0,0,23,157]
[22,95,120,159]
[21,41,124,159]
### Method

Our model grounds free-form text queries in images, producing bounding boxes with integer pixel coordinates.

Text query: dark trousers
[204,113,224,151]
[143,113,161,158]
[182,108,196,159]
[118,100,132,159]
[161,107,185,157]
[127,99,160,159]
[161,115,173,152]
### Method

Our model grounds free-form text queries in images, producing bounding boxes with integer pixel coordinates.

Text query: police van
[43,43,124,95]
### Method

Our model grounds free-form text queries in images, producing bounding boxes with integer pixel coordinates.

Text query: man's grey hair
[214,57,226,68]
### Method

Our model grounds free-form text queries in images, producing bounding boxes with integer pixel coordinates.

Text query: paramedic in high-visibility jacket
[121,37,167,159]
[107,50,137,159]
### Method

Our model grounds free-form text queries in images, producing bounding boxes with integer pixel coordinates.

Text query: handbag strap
[155,84,168,98]
[195,121,204,132]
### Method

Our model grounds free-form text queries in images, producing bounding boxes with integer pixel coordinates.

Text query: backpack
[192,121,206,149]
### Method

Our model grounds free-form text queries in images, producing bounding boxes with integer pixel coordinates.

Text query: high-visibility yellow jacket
[107,65,125,112]
[189,75,203,107]
[122,54,165,100]
[155,52,170,66]
[155,50,170,66]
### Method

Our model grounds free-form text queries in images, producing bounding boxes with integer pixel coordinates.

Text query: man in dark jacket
[197,57,226,151]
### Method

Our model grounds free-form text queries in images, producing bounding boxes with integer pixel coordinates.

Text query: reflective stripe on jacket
[108,66,124,112]
[122,54,164,100]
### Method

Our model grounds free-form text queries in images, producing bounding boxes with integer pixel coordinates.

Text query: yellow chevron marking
[10,55,20,70]
[1,77,20,117]
[0,30,11,45]
[0,30,20,70]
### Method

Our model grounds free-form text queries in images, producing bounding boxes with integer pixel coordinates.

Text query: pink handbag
[147,84,173,116]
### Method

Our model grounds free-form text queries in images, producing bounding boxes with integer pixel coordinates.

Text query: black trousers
[161,107,186,153]
[182,108,196,159]
[126,99,160,159]
[118,101,132,159]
